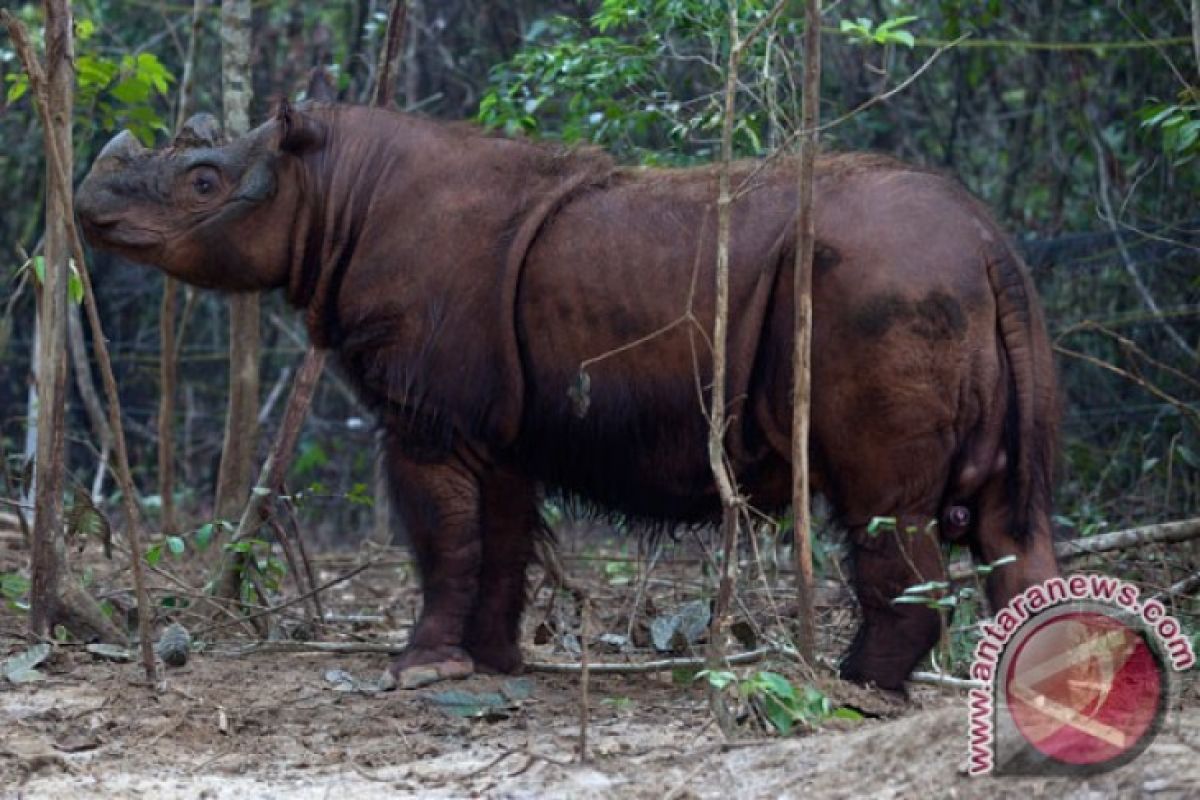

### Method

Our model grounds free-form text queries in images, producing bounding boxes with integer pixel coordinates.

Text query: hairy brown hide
[76,105,1061,689]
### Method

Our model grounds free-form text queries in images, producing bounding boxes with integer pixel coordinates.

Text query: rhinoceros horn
[96,129,147,163]
[174,113,224,148]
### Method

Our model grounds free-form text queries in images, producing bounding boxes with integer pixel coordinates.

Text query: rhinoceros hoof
[387,646,475,689]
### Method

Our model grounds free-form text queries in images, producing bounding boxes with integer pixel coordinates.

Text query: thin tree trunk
[215,0,261,522]
[160,0,207,535]
[67,302,113,478]
[790,0,821,664]
[212,348,327,601]
[159,280,179,532]
[373,0,408,108]
[26,1,71,638]
[4,4,125,645]
[1192,0,1199,81]
[706,10,745,691]
[705,1,788,736]
[403,0,422,107]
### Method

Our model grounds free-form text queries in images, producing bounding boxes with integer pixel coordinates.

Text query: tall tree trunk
[215,0,261,522]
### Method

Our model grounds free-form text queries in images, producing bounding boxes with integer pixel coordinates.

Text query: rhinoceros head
[75,103,325,291]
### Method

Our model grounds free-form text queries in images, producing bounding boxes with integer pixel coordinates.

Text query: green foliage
[478,0,784,162]
[223,537,288,600]
[603,558,637,585]
[345,481,374,507]
[1138,91,1199,166]
[293,441,329,477]
[1,571,30,612]
[3,12,174,143]
[865,516,897,536]
[76,27,172,144]
[699,669,862,735]
[839,15,919,48]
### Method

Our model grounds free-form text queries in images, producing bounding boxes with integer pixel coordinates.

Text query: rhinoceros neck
[282,105,613,350]
[283,107,414,345]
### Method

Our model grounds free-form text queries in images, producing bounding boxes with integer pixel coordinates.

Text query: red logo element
[1004,610,1163,767]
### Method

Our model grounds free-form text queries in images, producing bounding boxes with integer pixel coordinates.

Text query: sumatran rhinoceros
[75,102,1060,690]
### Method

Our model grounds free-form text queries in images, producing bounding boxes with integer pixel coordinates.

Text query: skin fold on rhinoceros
[75,102,1061,691]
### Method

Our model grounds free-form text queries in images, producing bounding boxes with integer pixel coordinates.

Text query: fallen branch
[1052,517,1200,559]
[231,640,777,674]
[948,517,1200,580]
[530,646,773,675]
[909,671,983,691]
[1151,571,1200,603]
[197,560,369,639]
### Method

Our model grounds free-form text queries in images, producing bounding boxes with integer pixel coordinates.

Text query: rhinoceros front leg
[385,441,483,687]
[465,468,537,674]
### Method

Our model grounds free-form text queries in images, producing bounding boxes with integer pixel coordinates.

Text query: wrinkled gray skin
[76,112,305,292]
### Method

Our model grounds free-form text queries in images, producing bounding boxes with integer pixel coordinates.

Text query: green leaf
[110,77,151,105]
[893,595,935,605]
[751,671,797,702]
[3,643,51,683]
[146,543,163,566]
[696,669,736,690]
[195,522,215,550]
[759,694,796,735]
[2,572,31,600]
[346,482,374,507]
[1177,445,1200,470]
[67,263,84,304]
[166,535,185,556]
[866,516,897,535]
[902,580,949,594]
[6,73,29,105]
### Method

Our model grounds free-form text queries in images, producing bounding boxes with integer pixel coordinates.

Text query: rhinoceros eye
[188,166,220,197]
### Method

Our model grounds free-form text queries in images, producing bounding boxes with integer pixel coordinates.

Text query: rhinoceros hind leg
[839,513,945,691]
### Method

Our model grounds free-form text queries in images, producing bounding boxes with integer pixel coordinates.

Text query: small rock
[155,623,192,667]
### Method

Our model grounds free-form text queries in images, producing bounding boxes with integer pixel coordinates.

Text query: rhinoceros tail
[987,242,1058,539]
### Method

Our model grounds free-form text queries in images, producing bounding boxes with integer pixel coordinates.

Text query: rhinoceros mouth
[79,216,163,250]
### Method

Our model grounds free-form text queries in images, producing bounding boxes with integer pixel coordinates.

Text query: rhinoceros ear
[275,99,327,154]
[174,113,223,148]
[304,67,338,104]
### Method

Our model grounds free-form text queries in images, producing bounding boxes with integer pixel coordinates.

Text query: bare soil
[1,528,1197,798]
[1,649,1197,799]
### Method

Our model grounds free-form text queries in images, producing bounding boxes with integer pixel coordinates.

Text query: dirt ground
[1,530,1197,798]
[1,649,1197,799]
